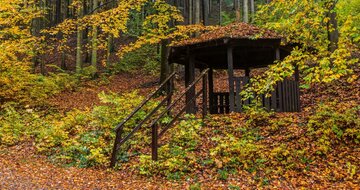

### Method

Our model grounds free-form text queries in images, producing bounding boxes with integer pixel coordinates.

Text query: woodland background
[0,0,359,189]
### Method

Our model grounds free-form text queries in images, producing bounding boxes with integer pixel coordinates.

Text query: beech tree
[241,0,359,99]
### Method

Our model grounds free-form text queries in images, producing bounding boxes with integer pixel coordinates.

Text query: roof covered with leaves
[172,22,282,47]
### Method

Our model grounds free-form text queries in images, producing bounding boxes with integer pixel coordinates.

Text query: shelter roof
[169,23,291,70]
[172,22,282,47]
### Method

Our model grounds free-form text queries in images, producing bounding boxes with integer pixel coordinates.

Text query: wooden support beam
[294,65,299,81]
[185,53,196,114]
[151,124,158,161]
[208,68,214,113]
[227,47,235,112]
[275,48,280,61]
[202,72,208,118]
[245,68,250,77]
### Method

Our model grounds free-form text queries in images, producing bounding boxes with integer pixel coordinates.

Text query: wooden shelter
[169,23,300,114]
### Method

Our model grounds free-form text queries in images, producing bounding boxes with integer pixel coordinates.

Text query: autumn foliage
[0,0,359,188]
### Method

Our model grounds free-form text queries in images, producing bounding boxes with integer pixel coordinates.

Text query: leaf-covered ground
[1,70,359,189]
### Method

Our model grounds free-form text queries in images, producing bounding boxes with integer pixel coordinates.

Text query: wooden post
[245,68,250,77]
[208,68,214,113]
[166,69,174,116]
[202,72,208,118]
[110,129,122,167]
[151,124,158,161]
[275,47,280,60]
[185,52,196,114]
[275,47,282,111]
[294,64,300,112]
[294,65,299,81]
[227,47,235,112]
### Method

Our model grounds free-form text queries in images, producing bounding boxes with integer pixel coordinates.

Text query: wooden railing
[210,77,300,114]
[110,69,209,166]
[110,72,175,167]
[149,68,209,161]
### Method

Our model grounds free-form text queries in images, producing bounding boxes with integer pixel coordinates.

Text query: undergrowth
[0,91,162,167]
[0,96,359,182]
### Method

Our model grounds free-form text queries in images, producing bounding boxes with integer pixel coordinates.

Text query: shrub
[137,115,202,179]
[34,91,160,167]
[1,71,78,106]
[114,45,159,74]
[0,104,27,145]
[307,101,360,155]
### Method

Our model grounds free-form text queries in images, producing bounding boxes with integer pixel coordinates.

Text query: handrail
[110,68,209,166]
[149,68,209,161]
[110,72,175,167]
[147,69,209,134]
[114,72,175,132]
[159,90,203,137]
[115,96,170,147]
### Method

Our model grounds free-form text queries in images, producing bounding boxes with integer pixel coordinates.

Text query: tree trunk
[91,0,98,72]
[106,34,114,68]
[195,0,201,24]
[55,0,62,25]
[76,6,83,73]
[243,0,249,23]
[250,0,255,22]
[326,1,339,52]
[219,0,222,25]
[189,0,193,24]
[235,0,241,22]
[202,0,209,25]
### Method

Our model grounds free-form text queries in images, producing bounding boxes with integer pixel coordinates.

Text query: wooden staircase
[110,69,209,167]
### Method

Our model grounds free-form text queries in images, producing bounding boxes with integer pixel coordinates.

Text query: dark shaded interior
[169,38,291,70]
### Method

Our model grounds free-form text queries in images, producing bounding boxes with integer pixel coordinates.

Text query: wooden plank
[225,93,230,113]
[296,80,301,111]
[265,94,270,111]
[235,77,241,112]
[151,124,158,161]
[208,69,214,113]
[291,80,296,112]
[276,48,281,60]
[288,80,292,112]
[202,73,208,118]
[219,94,224,114]
[271,88,277,111]
[245,69,250,77]
[292,80,296,112]
[294,65,299,81]
[284,79,290,112]
[278,81,283,112]
[227,47,235,112]
[283,79,287,112]
[214,94,219,114]
[185,53,196,114]
[244,77,250,105]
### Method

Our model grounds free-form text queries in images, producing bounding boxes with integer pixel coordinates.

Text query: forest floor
[1,70,359,189]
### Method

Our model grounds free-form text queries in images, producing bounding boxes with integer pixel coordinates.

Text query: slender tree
[250,0,255,22]
[243,0,249,23]
[325,0,339,52]
[234,0,241,22]
[76,5,84,73]
[91,0,99,72]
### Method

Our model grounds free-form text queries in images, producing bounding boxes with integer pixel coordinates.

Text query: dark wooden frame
[178,41,301,115]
